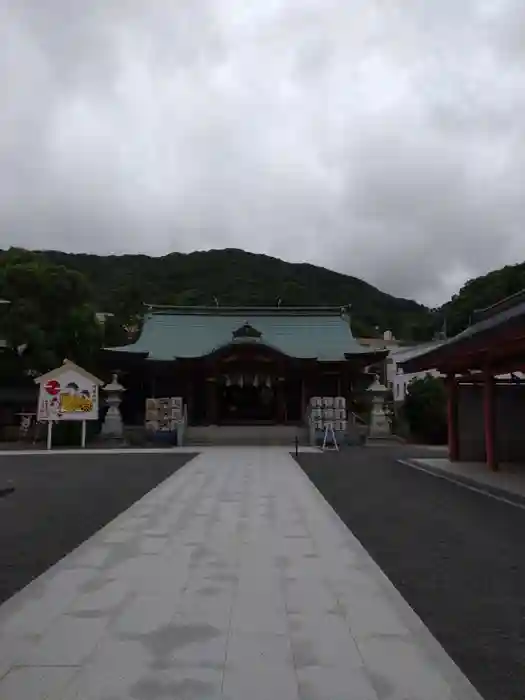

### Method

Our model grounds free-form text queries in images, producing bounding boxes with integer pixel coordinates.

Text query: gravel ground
[296,446,525,700]
[0,452,196,606]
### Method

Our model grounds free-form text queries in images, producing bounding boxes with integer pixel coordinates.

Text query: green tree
[0,258,102,374]
[442,262,525,336]
[7,247,432,340]
[101,314,130,348]
[403,375,447,444]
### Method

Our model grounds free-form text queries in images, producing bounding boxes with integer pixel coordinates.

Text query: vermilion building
[400,290,525,471]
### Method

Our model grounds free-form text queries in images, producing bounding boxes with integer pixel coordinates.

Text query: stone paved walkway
[0,448,482,699]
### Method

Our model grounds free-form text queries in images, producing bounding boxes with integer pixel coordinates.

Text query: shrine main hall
[104,306,386,426]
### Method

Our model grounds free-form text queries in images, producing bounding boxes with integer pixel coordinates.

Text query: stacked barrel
[309,396,347,433]
[145,397,183,434]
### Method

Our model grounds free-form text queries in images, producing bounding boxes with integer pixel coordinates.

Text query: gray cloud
[1,0,525,306]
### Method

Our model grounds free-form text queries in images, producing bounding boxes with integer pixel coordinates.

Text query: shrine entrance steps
[184,424,309,447]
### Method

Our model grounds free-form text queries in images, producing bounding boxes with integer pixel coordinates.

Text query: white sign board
[37,366,100,422]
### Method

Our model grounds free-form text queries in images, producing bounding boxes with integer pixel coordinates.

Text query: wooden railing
[349,411,367,425]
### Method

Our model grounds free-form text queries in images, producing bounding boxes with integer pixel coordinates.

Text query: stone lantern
[101,373,126,441]
[367,375,391,438]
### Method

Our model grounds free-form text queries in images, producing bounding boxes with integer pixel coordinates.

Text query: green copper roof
[107,306,375,361]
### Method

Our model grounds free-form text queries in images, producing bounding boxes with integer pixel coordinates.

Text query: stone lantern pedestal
[101,374,126,444]
[367,376,391,438]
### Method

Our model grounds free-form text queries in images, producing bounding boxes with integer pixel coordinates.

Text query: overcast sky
[1,1,524,306]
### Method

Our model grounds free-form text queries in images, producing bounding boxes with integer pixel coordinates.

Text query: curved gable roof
[106,306,375,362]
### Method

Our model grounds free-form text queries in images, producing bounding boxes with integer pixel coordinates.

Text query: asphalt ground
[0,452,195,606]
[296,446,525,700]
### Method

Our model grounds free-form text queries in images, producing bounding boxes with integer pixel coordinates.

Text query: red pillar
[483,368,498,471]
[446,374,459,461]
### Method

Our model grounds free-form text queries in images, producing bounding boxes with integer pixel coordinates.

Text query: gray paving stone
[0,635,35,680]
[356,636,453,700]
[1,582,80,637]
[297,665,379,700]
[226,630,294,667]
[175,594,234,631]
[73,546,112,568]
[129,666,224,700]
[138,536,170,555]
[113,593,181,636]
[60,637,149,699]
[288,612,364,670]
[144,528,171,537]
[343,593,411,639]
[0,665,78,700]
[67,579,129,614]
[284,578,340,616]
[43,567,97,593]
[103,530,136,544]
[223,661,300,700]
[108,554,190,594]
[19,616,108,666]
[0,448,483,700]
[131,616,229,668]
[230,601,288,635]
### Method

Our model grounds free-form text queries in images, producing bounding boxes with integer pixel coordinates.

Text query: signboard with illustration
[35,360,104,449]
[36,362,102,422]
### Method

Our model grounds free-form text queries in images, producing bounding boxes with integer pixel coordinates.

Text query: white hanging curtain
[225,375,231,387]
[253,374,259,387]
[238,374,244,388]
[265,376,272,388]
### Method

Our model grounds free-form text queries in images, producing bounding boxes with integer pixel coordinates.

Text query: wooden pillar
[342,364,350,404]
[483,367,497,471]
[446,374,459,461]
[186,372,194,425]
[276,362,286,423]
[206,373,218,425]
[149,368,157,398]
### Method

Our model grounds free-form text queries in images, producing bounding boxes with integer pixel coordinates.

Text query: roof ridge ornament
[232,321,263,340]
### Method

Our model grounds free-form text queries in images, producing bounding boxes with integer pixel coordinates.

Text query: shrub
[403,375,447,444]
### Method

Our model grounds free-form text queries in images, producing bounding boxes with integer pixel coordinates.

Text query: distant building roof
[106,306,384,362]
[357,337,402,350]
[389,341,444,364]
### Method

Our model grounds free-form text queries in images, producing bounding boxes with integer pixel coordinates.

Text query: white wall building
[388,341,525,402]
[387,342,444,402]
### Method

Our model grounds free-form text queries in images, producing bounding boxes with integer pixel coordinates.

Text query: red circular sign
[44,379,60,396]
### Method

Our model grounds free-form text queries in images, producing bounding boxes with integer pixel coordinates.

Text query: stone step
[185,425,308,447]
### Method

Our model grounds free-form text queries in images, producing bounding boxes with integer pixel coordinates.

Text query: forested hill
[441,261,525,336]
[4,248,430,340]
[2,247,524,341]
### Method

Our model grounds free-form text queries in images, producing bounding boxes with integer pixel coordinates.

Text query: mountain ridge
[2,246,524,341]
